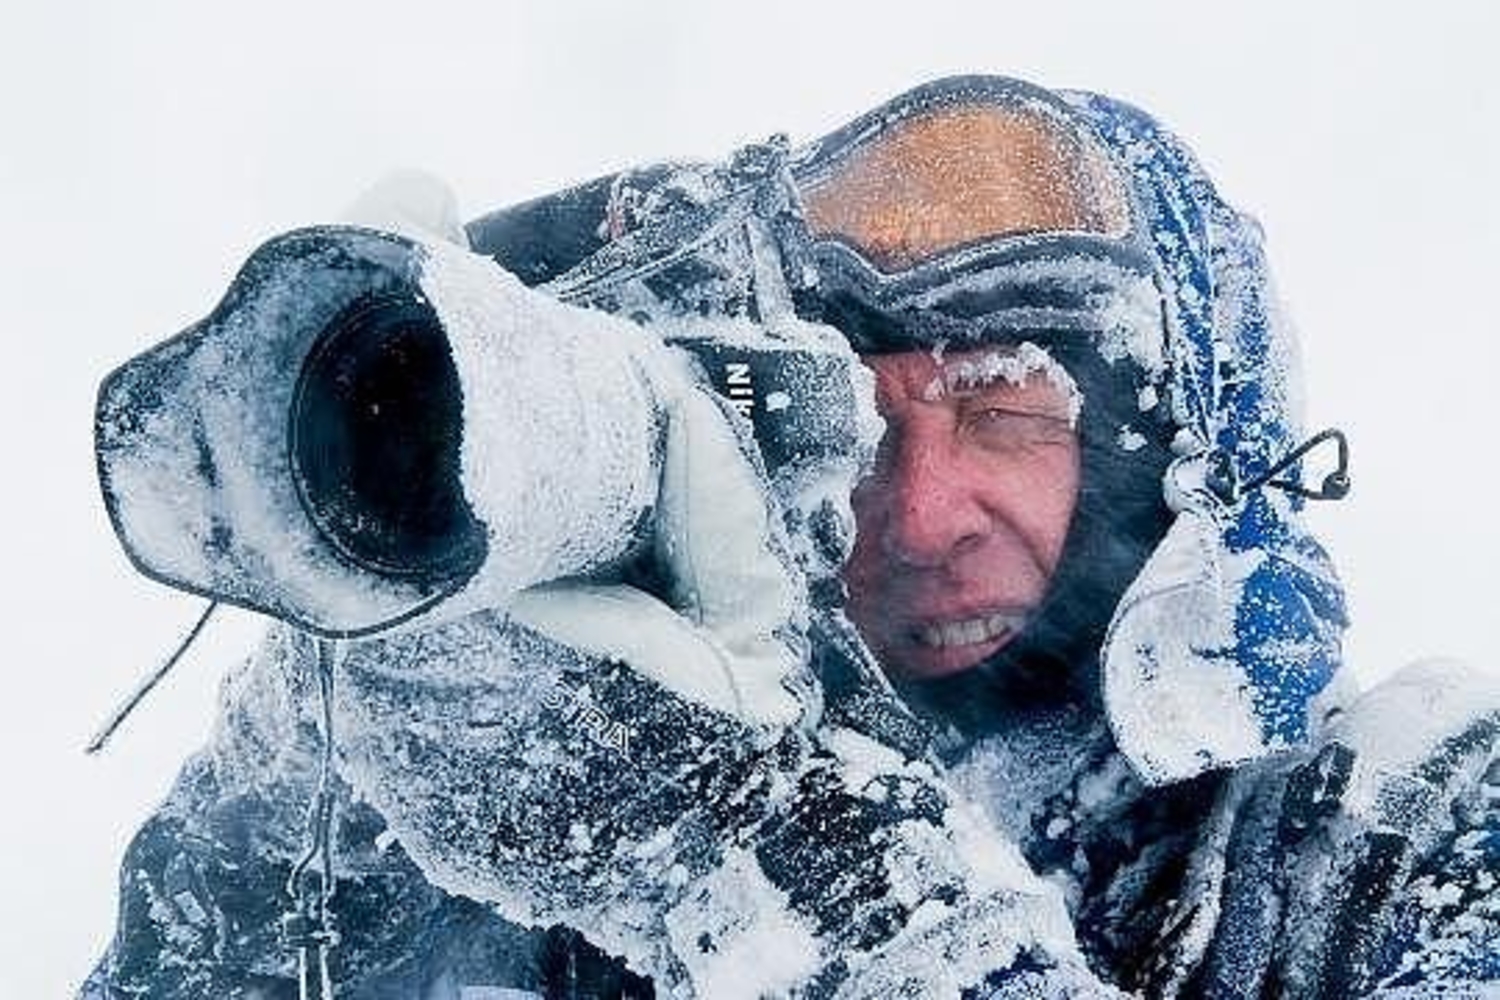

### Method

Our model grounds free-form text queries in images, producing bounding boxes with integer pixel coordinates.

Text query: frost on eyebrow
[920,341,1083,428]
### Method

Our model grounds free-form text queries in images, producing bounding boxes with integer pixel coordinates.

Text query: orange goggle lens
[796,100,1135,274]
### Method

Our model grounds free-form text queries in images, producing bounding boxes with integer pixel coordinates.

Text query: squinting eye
[962,408,1075,454]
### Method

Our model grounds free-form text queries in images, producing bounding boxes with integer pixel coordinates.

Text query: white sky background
[1,1,1495,994]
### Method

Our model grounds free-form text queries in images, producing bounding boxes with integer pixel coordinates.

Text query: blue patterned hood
[1064,90,1350,784]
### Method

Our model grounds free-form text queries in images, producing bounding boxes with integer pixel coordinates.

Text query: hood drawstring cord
[1207,428,1351,506]
[1244,427,1352,502]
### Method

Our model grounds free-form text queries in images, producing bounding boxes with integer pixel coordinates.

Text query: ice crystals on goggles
[795,95,1133,274]
[783,77,1167,369]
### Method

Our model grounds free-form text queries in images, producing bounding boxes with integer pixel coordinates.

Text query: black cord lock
[1209,428,1352,505]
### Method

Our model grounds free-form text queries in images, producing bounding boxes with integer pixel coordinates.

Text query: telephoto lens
[95,226,667,636]
[290,292,483,583]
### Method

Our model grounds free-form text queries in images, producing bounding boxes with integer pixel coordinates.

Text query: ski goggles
[783,76,1166,359]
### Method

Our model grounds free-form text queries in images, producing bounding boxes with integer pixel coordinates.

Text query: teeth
[917,612,1023,649]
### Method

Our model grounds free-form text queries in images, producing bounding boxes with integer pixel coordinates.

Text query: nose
[870,428,991,569]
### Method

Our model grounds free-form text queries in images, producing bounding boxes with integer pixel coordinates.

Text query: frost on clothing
[1061,91,1350,787]
[86,186,1108,996]
[90,231,469,634]
[85,75,1499,999]
[89,613,1098,998]
[88,627,634,998]
[334,610,1090,998]
[943,664,1500,997]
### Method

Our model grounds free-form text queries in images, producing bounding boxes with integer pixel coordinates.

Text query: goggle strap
[547,144,798,308]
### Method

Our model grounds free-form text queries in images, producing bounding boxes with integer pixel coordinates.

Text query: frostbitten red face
[843,348,1081,681]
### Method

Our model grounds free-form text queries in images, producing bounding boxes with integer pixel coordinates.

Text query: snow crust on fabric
[331,607,1097,997]
[1271,660,1499,995]
[415,240,811,726]
[86,628,577,998]
[887,254,1166,378]
[93,231,452,632]
[407,241,663,620]
[1063,90,1350,785]
[1160,659,1500,998]
[942,658,1500,999]
[1102,506,1269,784]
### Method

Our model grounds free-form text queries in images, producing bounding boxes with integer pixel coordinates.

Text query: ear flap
[1102,456,1346,785]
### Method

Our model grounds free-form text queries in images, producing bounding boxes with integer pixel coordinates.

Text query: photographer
[85,77,1497,998]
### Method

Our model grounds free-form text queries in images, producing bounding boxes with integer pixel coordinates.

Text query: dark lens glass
[291,293,485,582]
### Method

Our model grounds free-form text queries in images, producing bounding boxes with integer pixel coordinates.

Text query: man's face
[842,348,1081,681]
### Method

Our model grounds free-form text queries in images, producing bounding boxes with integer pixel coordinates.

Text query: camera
[96,225,864,636]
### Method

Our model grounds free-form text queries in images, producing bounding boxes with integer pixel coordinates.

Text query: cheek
[966,443,1081,570]
[843,481,885,587]
[843,470,914,630]
[1035,445,1082,565]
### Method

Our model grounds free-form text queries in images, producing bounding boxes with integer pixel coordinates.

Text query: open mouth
[912,610,1027,649]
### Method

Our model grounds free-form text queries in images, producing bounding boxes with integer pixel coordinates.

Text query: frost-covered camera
[95,225,867,637]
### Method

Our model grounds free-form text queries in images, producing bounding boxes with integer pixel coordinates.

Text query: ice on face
[920,341,1084,428]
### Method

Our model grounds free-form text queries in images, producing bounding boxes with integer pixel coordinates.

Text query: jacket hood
[770,77,1350,783]
[1063,89,1349,783]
